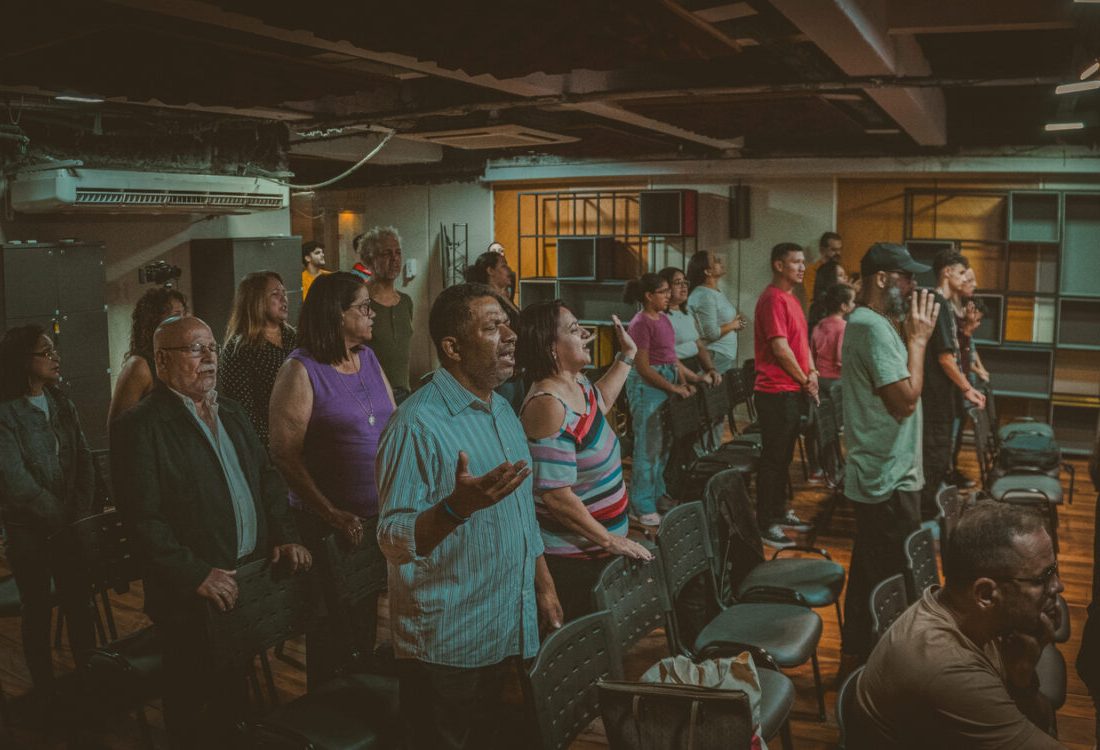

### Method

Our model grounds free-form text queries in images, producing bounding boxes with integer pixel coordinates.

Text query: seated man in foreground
[850,500,1066,749]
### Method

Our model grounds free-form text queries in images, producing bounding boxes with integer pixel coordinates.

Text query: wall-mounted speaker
[729,185,751,239]
[639,190,698,236]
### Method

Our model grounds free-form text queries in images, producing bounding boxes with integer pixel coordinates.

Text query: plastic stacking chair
[208,558,400,750]
[593,554,795,746]
[664,391,755,504]
[836,665,865,750]
[704,469,845,631]
[53,511,163,748]
[934,484,963,549]
[525,611,621,750]
[806,390,846,546]
[657,502,827,720]
[868,574,909,647]
[903,526,939,603]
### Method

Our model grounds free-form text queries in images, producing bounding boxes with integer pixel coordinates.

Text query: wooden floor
[1,450,1096,749]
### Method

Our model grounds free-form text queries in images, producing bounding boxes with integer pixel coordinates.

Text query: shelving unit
[904,187,1100,454]
[516,189,698,366]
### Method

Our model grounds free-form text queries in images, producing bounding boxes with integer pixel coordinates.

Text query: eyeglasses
[671,279,688,287]
[653,287,672,295]
[32,348,60,360]
[997,562,1060,588]
[347,301,373,315]
[886,270,916,282]
[160,342,220,357]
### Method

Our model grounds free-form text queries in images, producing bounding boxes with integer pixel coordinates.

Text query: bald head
[153,316,218,401]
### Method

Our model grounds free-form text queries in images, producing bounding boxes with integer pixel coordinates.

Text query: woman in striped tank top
[517,301,654,623]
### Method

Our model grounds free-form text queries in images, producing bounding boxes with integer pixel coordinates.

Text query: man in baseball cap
[839,241,940,669]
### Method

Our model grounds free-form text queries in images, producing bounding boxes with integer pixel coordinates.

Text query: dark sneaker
[761,525,796,549]
[779,509,813,532]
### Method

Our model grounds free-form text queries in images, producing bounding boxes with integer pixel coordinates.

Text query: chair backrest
[701,469,763,605]
[592,552,674,660]
[969,405,995,487]
[205,558,314,674]
[724,367,757,429]
[91,448,112,513]
[316,523,388,658]
[665,390,704,444]
[869,574,909,646]
[934,484,962,546]
[815,391,845,482]
[62,510,142,595]
[700,382,731,449]
[903,526,939,602]
[525,610,621,750]
[656,502,721,652]
[836,664,866,749]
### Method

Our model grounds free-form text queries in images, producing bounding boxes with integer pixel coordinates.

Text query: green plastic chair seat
[757,667,795,741]
[737,558,846,608]
[990,474,1063,505]
[694,603,823,667]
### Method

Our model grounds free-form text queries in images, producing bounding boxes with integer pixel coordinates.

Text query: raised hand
[904,289,940,347]
[196,567,238,612]
[448,451,531,518]
[610,314,638,359]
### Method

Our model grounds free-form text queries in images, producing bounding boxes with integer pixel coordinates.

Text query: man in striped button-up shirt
[377,283,562,750]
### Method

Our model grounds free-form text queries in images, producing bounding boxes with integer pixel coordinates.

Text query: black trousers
[754,391,804,527]
[545,554,613,624]
[397,657,522,750]
[921,417,955,521]
[841,489,921,660]
[5,523,95,692]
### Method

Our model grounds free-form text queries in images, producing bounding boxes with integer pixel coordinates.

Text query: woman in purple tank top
[269,271,396,685]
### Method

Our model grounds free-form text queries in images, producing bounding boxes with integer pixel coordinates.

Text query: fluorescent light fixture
[865,128,902,135]
[1056,80,1100,94]
[1044,122,1086,132]
[54,93,105,103]
[1082,60,1100,80]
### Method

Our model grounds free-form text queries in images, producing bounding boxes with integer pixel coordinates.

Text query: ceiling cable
[286,130,395,193]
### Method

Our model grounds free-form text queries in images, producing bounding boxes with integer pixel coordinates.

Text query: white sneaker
[638,512,662,527]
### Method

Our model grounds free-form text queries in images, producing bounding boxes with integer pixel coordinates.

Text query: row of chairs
[528,499,824,750]
[836,486,1071,748]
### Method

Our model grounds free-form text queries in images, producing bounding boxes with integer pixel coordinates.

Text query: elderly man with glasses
[850,500,1067,749]
[110,315,310,746]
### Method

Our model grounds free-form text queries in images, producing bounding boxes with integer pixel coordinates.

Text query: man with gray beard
[838,243,940,669]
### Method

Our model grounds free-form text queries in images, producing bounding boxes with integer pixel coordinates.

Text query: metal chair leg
[780,718,795,749]
[259,651,278,707]
[834,599,844,631]
[811,651,826,721]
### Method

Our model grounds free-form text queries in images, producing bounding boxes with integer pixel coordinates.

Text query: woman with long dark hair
[808,259,849,331]
[658,266,721,384]
[220,271,297,446]
[107,286,187,423]
[0,325,95,700]
[268,272,395,685]
[623,273,701,525]
[517,301,653,621]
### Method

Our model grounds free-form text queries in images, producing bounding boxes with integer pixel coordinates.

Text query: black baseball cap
[860,242,930,278]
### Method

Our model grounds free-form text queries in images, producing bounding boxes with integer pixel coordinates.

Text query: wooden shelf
[1051,403,1100,455]
[1058,298,1100,349]
[1053,349,1100,398]
[1061,194,1100,297]
[979,346,1052,398]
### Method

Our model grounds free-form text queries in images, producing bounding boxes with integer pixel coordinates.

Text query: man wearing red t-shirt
[754,242,819,548]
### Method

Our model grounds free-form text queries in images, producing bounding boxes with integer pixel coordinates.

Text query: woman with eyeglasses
[622,273,700,526]
[268,272,395,686]
[0,325,95,703]
[658,266,722,385]
[220,271,297,447]
[516,301,653,622]
[107,285,188,423]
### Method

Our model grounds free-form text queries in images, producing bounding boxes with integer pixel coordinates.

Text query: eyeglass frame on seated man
[159,341,220,357]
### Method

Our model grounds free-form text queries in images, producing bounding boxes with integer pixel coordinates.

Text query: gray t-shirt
[841,306,924,503]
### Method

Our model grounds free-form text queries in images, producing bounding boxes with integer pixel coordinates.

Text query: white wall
[317,180,494,379]
[0,209,291,387]
[653,179,836,363]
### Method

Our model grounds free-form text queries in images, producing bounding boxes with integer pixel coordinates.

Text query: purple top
[287,347,394,518]
[628,312,677,365]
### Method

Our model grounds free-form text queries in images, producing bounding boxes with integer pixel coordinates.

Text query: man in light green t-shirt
[840,242,940,665]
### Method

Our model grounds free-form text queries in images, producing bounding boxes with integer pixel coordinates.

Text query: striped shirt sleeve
[529,431,578,494]
[376,420,441,564]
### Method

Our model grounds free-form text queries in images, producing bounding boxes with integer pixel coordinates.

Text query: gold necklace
[862,303,906,342]
[337,353,377,426]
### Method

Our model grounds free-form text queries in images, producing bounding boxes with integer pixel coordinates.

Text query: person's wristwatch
[615,352,635,367]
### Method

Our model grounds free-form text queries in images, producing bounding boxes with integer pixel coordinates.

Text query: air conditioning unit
[8,168,289,214]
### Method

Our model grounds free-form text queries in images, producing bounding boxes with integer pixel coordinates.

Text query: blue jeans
[626,364,677,515]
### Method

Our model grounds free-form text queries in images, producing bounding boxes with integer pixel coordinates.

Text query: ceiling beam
[103,0,740,150]
[886,0,1074,35]
[768,0,946,146]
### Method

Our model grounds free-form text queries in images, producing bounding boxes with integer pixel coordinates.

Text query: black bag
[598,681,755,750]
[997,429,1061,472]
